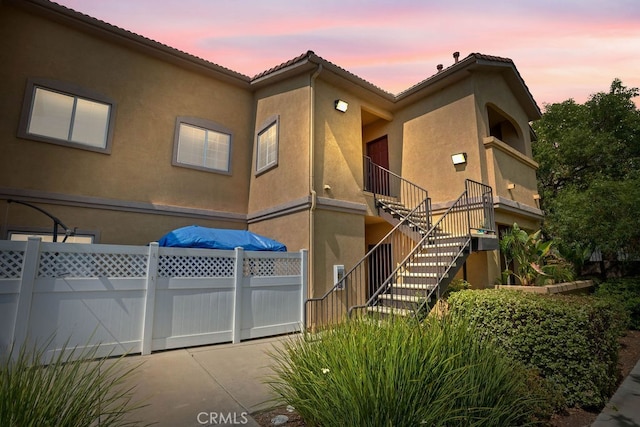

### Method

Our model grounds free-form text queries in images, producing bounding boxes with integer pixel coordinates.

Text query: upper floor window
[173,117,232,174]
[18,78,115,153]
[256,115,279,174]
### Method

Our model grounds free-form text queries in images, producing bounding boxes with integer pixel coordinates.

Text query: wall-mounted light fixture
[451,153,467,165]
[334,99,348,113]
[507,183,516,190]
[533,194,541,200]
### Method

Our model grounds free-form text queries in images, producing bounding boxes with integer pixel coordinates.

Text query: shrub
[266,316,547,426]
[499,223,575,285]
[448,289,622,409]
[594,277,640,330]
[0,337,146,426]
[444,278,471,297]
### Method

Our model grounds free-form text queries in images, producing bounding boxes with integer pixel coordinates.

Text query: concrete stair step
[366,305,411,317]
[378,293,422,303]
[402,271,447,279]
[392,282,437,291]
[414,251,458,259]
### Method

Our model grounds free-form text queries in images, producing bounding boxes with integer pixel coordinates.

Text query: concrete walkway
[118,336,291,427]
[592,357,640,427]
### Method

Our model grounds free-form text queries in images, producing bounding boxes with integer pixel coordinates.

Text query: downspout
[309,63,322,298]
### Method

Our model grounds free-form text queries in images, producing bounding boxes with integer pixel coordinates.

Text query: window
[173,117,232,174]
[256,116,279,174]
[9,232,94,244]
[18,78,115,153]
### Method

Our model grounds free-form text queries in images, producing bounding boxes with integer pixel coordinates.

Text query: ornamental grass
[0,336,147,427]
[266,315,546,426]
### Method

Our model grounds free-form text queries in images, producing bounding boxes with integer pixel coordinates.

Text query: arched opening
[487,104,525,154]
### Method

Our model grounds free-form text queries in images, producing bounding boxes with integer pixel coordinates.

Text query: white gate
[0,237,307,359]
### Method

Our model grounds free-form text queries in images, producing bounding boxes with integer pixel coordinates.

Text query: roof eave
[395,54,542,120]
[250,52,396,106]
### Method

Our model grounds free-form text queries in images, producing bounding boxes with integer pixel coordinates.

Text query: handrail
[348,186,471,316]
[306,179,494,328]
[364,156,429,220]
[305,198,430,325]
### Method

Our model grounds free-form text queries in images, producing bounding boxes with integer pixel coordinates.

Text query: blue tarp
[157,225,287,251]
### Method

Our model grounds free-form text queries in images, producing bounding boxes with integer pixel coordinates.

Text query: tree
[532,79,640,268]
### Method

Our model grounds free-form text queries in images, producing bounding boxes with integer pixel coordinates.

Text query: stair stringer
[376,199,431,243]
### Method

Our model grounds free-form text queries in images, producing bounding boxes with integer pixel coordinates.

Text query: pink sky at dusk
[54,0,640,109]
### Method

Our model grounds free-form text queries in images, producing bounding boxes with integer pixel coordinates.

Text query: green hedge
[594,277,640,330]
[447,289,622,409]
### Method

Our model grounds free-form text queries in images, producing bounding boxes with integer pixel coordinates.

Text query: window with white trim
[256,116,279,174]
[18,78,115,153]
[173,117,232,174]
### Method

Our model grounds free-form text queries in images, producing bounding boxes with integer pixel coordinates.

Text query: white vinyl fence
[0,237,307,359]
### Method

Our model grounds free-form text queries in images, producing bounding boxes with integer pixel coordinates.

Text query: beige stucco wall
[464,250,502,288]
[494,210,541,232]
[0,201,244,245]
[484,138,540,202]
[398,80,483,203]
[472,71,540,208]
[473,71,535,157]
[314,80,372,205]
[1,4,253,243]
[312,209,365,298]
[248,210,309,253]
[365,221,393,248]
[249,76,311,213]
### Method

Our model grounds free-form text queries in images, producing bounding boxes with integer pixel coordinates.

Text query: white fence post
[300,249,308,330]
[231,247,244,344]
[141,242,159,355]
[12,237,41,353]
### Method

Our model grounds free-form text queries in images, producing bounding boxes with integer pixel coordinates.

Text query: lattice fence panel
[158,255,235,278]
[243,257,301,277]
[38,252,148,278]
[0,250,24,279]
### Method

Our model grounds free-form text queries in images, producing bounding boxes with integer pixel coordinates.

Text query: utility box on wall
[334,264,345,290]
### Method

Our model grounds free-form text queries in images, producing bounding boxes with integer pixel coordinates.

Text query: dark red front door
[366,136,390,195]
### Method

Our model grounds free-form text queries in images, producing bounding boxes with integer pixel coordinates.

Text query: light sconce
[451,153,467,165]
[533,194,541,200]
[334,99,348,113]
[507,183,516,190]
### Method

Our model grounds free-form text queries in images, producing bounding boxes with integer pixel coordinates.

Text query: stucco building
[1,0,543,313]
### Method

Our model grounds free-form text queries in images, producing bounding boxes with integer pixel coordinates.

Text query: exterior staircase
[372,232,470,317]
[376,198,431,242]
[305,158,497,328]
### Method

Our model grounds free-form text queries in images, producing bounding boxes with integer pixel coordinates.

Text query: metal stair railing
[465,179,496,234]
[305,198,430,329]
[364,156,430,229]
[305,179,494,328]
[349,179,495,319]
